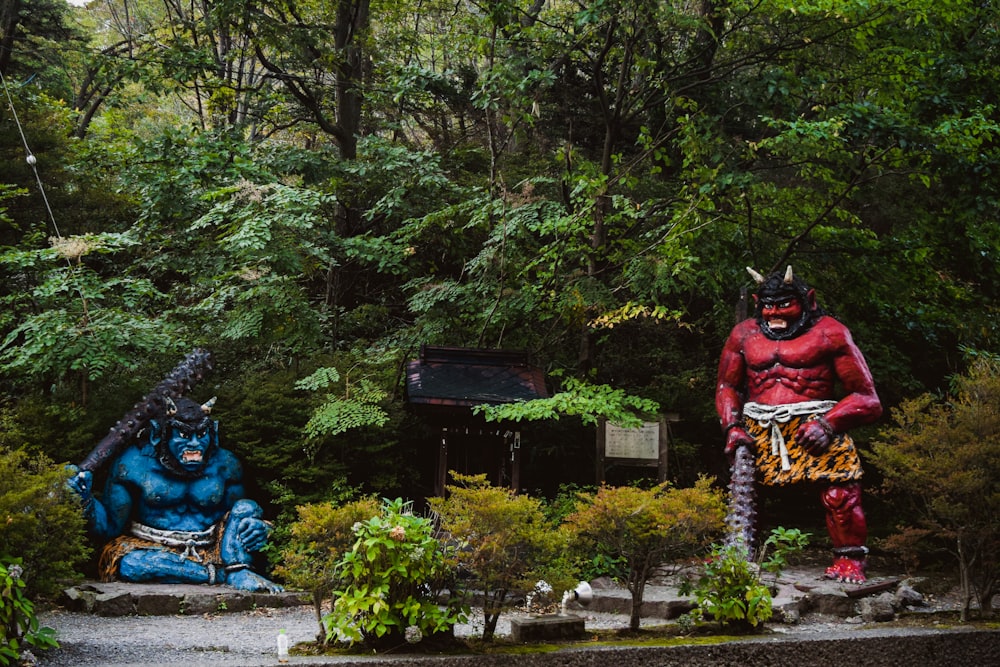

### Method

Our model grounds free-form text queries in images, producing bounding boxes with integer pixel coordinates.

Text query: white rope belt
[129,522,215,562]
[743,401,837,471]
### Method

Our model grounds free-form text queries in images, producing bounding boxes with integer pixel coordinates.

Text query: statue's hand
[66,465,93,500]
[797,417,834,455]
[65,465,98,520]
[236,517,271,553]
[724,427,754,463]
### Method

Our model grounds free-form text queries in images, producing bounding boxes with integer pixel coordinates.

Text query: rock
[858,593,896,622]
[773,598,801,624]
[900,576,930,594]
[135,592,183,616]
[895,582,927,608]
[588,576,616,590]
[800,585,855,617]
[59,585,98,613]
[93,590,135,617]
[181,592,227,615]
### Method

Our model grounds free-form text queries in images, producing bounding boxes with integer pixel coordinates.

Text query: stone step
[60,581,310,617]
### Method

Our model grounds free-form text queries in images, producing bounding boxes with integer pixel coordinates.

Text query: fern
[297,369,390,461]
[304,398,389,439]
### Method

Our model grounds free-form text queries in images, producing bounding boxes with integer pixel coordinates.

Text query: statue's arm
[220,455,270,552]
[824,325,883,432]
[797,321,882,455]
[716,330,747,422]
[716,325,754,457]
[67,465,133,539]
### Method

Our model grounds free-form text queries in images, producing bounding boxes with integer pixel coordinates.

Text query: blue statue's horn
[201,397,217,414]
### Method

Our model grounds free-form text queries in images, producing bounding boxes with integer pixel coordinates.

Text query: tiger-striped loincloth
[742,401,863,486]
[98,521,222,582]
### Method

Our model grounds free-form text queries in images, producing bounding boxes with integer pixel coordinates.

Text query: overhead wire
[0,68,63,241]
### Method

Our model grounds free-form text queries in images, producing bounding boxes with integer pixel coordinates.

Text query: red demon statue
[716,266,882,583]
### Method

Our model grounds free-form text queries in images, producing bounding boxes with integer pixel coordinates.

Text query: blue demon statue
[68,396,282,592]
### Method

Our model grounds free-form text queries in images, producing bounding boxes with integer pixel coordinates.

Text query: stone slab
[510,614,586,642]
[60,581,309,617]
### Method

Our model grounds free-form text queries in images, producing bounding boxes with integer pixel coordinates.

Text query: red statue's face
[752,286,816,340]
[760,296,803,333]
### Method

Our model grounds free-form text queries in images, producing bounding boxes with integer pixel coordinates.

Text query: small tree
[564,477,726,631]
[869,356,1000,620]
[273,496,380,643]
[0,447,89,598]
[427,472,576,641]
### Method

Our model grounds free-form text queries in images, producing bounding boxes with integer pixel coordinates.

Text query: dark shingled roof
[405,345,549,408]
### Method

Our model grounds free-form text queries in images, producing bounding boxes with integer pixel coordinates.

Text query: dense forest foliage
[1,0,998,525]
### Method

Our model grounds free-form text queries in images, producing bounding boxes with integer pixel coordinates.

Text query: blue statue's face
[166,419,213,471]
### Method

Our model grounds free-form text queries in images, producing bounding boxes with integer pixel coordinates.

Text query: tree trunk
[334,0,370,160]
[958,534,971,622]
[627,564,650,631]
[0,0,22,76]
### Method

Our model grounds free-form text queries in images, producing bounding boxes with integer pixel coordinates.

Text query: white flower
[8,564,23,580]
[533,580,552,595]
[404,625,423,644]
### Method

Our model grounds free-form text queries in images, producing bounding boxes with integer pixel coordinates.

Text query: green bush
[682,542,772,631]
[428,472,577,641]
[681,527,809,632]
[869,355,1000,620]
[273,496,381,643]
[0,447,89,599]
[1,558,59,667]
[564,477,726,631]
[322,498,467,650]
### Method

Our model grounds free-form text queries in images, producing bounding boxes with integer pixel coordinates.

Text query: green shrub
[681,527,809,632]
[564,477,727,631]
[1,558,59,667]
[0,447,89,598]
[322,498,467,651]
[869,355,1000,620]
[428,472,577,641]
[273,496,380,643]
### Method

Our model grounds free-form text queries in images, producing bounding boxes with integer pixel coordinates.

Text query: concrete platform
[60,563,922,624]
[59,580,310,616]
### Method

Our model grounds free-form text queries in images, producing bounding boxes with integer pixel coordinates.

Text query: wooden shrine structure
[405,345,549,496]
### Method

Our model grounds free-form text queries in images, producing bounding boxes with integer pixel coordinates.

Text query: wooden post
[511,431,521,492]
[658,416,669,482]
[435,428,449,497]
[596,418,606,484]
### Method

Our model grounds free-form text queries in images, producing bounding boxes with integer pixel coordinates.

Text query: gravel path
[33,565,973,666]
[36,604,667,666]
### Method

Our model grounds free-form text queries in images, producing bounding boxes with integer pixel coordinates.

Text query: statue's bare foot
[226,568,284,593]
[824,556,866,584]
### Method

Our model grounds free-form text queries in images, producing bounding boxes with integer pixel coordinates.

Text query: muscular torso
[110,447,243,532]
[741,326,838,404]
[716,315,882,433]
